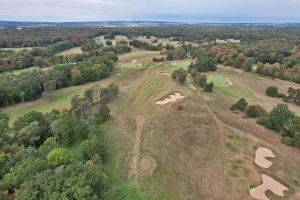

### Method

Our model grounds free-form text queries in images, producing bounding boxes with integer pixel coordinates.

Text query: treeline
[129,40,162,51]
[0,40,82,72]
[0,54,117,107]
[230,99,300,148]
[205,42,300,83]
[0,84,123,200]
[265,86,300,106]
[0,39,128,73]
[188,57,217,93]
[0,27,101,48]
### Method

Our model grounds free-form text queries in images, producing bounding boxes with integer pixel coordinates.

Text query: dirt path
[128,115,145,181]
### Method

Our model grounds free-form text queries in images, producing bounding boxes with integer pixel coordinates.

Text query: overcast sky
[0,0,299,22]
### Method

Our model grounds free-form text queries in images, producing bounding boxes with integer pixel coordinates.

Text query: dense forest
[0,84,122,200]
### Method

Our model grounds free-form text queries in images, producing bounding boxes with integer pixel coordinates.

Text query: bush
[264,104,295,130]
[204,82,214,92]
[47,148,73,167]
[171,68,188,84]
[231,98,248,111]
[266,86,279,97]
[105,40,113,46]
[94,104,111,123]
[281,136,294,146]
[246,105,259,118]
[293,132,300,148]
[79,138,105,161]
[246,105,266,118]
[277,93,287,98]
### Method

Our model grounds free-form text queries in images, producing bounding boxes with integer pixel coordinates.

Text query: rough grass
[57,47,83,55]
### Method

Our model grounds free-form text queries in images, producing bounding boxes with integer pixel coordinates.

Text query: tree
[204,82,214,92]
[242,57,255,72]
[15,121,44,147]
[51,113,87,146]
[1,157,47,192]
[43,80,56,97]
[246,105,266,118]
[171,68,188,84]
[264,104,295,130]
[266,86,279,97]
[79,138,105,161]
[193,56,217,72]
[47,148,73,167]
[0,112,9,135]
[231,98,248,111]
[293,133,300,148]
[94,105,111,123]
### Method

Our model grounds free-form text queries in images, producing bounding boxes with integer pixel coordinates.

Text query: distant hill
[0,21,300,28]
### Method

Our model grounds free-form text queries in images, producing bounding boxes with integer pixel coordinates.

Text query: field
[2,50,300,200]
[56,47,83,55]
[0,47,36,51]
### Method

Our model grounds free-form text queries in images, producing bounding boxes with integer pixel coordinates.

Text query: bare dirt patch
[255,147,275,169]
[155,92,185,105]
[224,77,233,85]
[250,174,288,200]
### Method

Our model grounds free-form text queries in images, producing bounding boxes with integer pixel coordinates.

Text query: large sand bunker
[255,147,275,169]
[250,174,288,200]
[155,92,185,105]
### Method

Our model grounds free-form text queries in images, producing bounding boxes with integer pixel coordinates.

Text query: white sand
[132,60,138,64]
[155,92,184,105]
[250,174,288,200]
[171,62,177,66]
[255,147,275,169]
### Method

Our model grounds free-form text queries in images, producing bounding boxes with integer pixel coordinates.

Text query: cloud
[0,0,299,22]
[76,0,117,5]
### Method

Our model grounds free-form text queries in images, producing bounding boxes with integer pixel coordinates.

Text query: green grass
[10,66,53,75]
[1,80,110,123]
[0,47,36,51]
[208,74,252,98]
[160,59,192,72]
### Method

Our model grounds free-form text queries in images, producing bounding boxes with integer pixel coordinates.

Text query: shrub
[79,138,105,161]
[246,105,266,118]
[47,148,73,167]
[204,82,214,92]
[105,40,113,46]
[264,104,295,130]
[281,136,294,146]
[293,133,300,148]
[266,86,279,97]
[231,98,248,111]
[246,105,260,118]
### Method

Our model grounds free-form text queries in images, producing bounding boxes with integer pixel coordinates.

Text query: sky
[0,0,299,23]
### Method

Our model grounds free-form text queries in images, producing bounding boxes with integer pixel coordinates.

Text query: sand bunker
[224,77,233,85]
[250,174,288,200]
[132,60,138,63]
[255,147,275,169]
[171,61,177,66]
[160,72,171,75]
[155,92,184,105]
